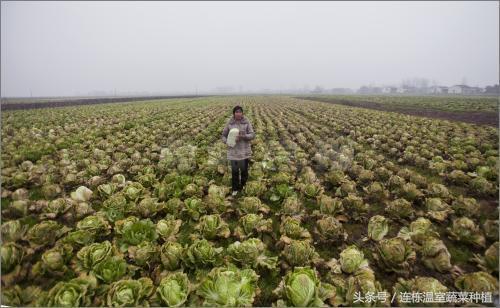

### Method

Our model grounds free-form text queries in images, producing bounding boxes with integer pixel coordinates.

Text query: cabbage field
[300,95,499,112]
[1,95,499,306]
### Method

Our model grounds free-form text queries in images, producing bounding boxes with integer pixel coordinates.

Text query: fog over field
[1,1,498,97]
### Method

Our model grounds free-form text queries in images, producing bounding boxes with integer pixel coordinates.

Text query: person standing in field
[221,106,255,196]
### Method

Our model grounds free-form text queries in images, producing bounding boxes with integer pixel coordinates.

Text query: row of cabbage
[304,95,499,113]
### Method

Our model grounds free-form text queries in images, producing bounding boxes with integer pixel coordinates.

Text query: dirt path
[1,95,209,111]
[297,96,499,127]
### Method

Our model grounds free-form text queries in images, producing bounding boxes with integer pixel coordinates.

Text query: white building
[449,85,467,94]
[449,85,483,95]
[430,86,449,94]
[382,87,398,94]
[397,86,418,94]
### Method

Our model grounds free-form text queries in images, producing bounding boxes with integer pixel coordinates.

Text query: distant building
[430,86,449,94]
[449,85,467,94]
[382,87,398,94]
[396,86,418,94]
[449,85,484,95]
[357,86,382,94]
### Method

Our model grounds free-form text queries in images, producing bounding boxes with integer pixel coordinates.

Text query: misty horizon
[1,1,499,97]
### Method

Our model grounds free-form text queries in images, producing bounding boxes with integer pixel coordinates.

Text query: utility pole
[30,89,32,98]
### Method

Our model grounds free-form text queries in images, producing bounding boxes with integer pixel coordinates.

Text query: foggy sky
[1,1,499,97]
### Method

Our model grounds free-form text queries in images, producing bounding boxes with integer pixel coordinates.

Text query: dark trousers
[230,159,249,191]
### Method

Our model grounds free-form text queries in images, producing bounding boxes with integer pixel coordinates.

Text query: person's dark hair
[233,106,243,114]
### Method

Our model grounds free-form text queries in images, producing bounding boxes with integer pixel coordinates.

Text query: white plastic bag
[227,128,239,147]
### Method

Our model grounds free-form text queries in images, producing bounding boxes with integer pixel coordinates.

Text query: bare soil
[1,95,209,111]
[297,96,499,127]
